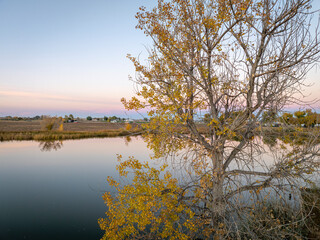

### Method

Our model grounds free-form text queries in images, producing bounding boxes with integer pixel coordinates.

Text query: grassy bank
[1,120,319,142]
[0,129,142,141]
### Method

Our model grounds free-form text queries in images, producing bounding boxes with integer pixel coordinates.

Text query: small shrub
[125,123,132,131]
[41,117,63,131]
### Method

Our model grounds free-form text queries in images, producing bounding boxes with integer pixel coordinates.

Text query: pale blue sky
[0,0,319,117]
[0,0,154,117]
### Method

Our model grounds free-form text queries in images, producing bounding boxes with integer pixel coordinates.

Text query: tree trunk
[210,150,226,231]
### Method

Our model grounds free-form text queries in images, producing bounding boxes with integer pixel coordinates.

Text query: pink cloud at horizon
[0,89,128,116]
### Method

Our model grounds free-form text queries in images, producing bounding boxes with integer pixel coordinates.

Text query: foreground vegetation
[0,118,143,141]
[0,129,141,141]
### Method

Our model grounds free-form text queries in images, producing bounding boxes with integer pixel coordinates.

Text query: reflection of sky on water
[1,137,317,239]
[0,137,152,240]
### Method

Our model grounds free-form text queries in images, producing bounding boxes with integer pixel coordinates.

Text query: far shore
[0,120,142,141]
[1,120,319,142]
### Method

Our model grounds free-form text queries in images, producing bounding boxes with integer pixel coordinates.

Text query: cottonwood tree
[101,0,320,238]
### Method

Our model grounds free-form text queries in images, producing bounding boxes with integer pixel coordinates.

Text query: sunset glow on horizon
[0,0,319,118]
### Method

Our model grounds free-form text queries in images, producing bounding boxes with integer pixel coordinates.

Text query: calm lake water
[1,137,317,239]
[0,137,152,240]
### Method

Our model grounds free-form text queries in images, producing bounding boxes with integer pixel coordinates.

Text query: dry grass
[0,120,142,141]
[0,120,135,132]
[0,120,42,132]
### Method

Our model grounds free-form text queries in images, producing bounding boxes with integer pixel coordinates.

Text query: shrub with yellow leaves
[98,156,199,240]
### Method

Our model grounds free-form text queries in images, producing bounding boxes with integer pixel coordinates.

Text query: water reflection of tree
[124,136,132,146]
[262,134,278,147]
[38,140,63,152]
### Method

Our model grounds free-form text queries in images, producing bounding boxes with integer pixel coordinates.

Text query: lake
[1,136,317,239]
[0,137,152,240]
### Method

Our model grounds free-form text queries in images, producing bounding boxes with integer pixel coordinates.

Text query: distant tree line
[1,115,42,121]
[1,114,132,123]
[86,115,127,122]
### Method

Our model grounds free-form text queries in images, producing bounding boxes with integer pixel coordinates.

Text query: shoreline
[1,120,319,142]
[0,129,142,141]
[0,120,143,141]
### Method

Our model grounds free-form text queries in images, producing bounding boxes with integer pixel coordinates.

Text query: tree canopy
[101,0,320,239]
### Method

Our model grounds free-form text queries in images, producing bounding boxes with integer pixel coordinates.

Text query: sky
[0,0,319,118]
